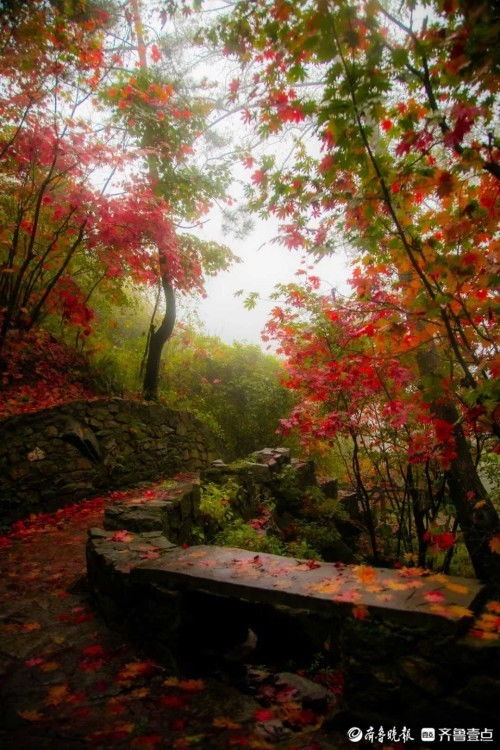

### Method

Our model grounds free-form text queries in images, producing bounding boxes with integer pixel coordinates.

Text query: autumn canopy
[1,1,499,576]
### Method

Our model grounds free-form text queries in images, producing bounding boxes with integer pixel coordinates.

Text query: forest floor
[0,489,355,750]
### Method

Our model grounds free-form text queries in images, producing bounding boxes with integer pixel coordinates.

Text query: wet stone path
[0,486,355,750]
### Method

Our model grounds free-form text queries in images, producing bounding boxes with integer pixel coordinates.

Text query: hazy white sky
[189,210,351,346]
[99,3,352,347]
[155,6,354,347]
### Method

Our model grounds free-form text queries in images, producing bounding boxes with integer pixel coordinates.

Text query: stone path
[0,486,354,750]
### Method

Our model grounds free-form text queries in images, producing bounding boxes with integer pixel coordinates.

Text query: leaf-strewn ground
[0,491,350,750]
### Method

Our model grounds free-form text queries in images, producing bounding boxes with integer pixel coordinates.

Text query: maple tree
[104,0,234,400]
[203,0,500,579]
[1,0,498,581]
[0,0,234,402]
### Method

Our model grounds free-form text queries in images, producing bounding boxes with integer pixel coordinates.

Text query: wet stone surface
[132,545,484,632]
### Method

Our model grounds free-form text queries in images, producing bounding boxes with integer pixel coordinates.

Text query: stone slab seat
[131,544,484,633]
[87,529,484,635]
[86,531,498,725]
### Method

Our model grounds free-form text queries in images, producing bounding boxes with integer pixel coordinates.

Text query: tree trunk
[417,347,500,582]
[142,279,175,401]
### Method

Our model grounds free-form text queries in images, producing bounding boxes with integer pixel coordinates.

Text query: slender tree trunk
[128,0,177,402]
[407,464,427,568]
[416,346,500,581]
[142,279,175,401]
[350,430,379,562]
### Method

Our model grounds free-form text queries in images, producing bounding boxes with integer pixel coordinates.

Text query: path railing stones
[103,476,201,544]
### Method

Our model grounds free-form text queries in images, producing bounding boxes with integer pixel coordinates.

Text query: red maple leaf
[110,530,133,543]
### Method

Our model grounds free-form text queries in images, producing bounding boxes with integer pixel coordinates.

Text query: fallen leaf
[46,684,70,706]
[254,708,274,722]
[337,588,361,602]
[352,604,369,620]
[178,679,204,692]
[445,582,468,594]
[139,550,160,560]
[131,735,163,749]
[354,565,376,585]
[82,644,105,657]
[129,687,150,699]
[489,535,500,554]
[116,661,156,682]
[159,694,187,709]
[25,657,45,667]
[296,559,321,571]
[18,709,44,722]
[22,622,41,632]
[88,723,135,743]
[309,578,340,595]
[110,530,134,543]
[213,716,242,729]
[424,589,445,604]
[40,661,59,672]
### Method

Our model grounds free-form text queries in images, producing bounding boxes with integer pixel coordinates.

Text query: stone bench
[86,528,498,726]
[131,543,482,631]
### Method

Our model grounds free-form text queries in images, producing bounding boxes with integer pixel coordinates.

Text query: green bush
[159,328,296,458]
[199,480,238,524]
[285,539,322,560]
[80,301,295,459]
[215,520,285,555]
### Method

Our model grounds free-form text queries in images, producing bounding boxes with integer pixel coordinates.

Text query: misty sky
[190,211,351,347]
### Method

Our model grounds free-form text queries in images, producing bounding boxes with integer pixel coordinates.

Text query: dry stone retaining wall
[0,398,217,521]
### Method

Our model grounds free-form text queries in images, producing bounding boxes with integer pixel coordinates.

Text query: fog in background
[191,211,351,346]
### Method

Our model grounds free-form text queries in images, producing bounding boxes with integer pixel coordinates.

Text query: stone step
[103,477,200,544]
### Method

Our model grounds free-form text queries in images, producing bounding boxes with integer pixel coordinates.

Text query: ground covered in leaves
[0,488,355,750]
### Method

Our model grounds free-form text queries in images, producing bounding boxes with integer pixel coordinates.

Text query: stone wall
[0,398,217,521]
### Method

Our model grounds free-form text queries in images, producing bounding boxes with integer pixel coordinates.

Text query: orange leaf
[489,535,500,554]
[178,679,204,692]
[445,582,468,594]
[116,661,156,682]
[40,661,59,672]
[354,565,376,585]
[46,684,69,706]
[22,622,41,632]
[18,709,44,722]
[129,687,150,699]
